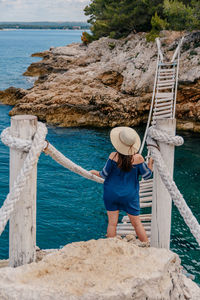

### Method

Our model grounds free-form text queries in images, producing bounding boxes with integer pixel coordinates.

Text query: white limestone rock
[0,238,199,300]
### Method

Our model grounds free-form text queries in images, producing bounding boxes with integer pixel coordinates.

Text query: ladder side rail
[139,57,159,154]
[173,52,180,118]
[171,37,184,62]
[156,38,164,62]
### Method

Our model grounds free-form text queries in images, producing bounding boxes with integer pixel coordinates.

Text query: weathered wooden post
[9,115,38,267]
[151,118,176,249]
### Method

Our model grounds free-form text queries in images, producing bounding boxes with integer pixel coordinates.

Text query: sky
[0,0,91,22]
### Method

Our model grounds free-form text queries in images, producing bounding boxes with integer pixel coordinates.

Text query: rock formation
[0,237,199,299]
[0,31,200,131]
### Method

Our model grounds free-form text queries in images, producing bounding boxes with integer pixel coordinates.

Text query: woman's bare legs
[107,210,119,237]
[128,214,148,242]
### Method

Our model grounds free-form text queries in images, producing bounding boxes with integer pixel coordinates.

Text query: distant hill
[0,22,90,30]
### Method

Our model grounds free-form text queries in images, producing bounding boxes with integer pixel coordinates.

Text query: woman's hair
[116,152,133,172]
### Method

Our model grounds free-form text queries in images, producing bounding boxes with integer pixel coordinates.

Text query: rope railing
[0,121,200,247]
[0,122,47,235]
[147,126,200,246]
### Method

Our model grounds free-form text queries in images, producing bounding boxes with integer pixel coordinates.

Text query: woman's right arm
[135,154,153,180]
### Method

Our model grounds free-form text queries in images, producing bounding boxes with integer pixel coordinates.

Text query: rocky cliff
[0,237,200,300]
[0,31,200,131]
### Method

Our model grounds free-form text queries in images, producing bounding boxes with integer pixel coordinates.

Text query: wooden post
[150,118,176,249]
[9,115,38,267]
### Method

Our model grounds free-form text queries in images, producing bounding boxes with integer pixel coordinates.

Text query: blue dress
[100,158,152,216]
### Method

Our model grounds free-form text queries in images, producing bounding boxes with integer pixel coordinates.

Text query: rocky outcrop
[0,31,200,131]
[0,237,199,300]
[0,87,27,106]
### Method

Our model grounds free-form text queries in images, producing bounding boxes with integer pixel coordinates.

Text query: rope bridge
[0,122,200,246]
[0,36,199,268]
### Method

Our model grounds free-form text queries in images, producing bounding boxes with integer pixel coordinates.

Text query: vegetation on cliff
[83,0,200,41]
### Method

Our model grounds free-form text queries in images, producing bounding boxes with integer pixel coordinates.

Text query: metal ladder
[117,37,184,238]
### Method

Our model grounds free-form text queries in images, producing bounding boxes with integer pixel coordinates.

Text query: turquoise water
[0,30,199,284]
[0,29,85,90]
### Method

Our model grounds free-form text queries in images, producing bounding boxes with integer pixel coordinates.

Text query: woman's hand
[89,170,101,177]
[148,157,154,171]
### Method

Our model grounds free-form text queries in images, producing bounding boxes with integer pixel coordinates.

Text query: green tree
[84,0,200,41]
[84,0,165,40]
[163,0,197,31]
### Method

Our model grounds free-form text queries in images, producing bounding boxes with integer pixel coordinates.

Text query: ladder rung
[153,113,172,119]
[154,105,172,112]
[158,80,175,84]
[159,68,175,72]
[140,196,153,203]
[139,191,153,197]
[122,214,152,223]
[117,223,151,229]
[155,97,173,101]
[140,179,153,184]
[159,62,177,66]
[116,230,151,237]
[140,202,152,208]
[153,109,172,116]
[139,184,153,189]
[155,102,173,108]
[158,76,175,80]
[156,93,173,98]
[157,86,174,90]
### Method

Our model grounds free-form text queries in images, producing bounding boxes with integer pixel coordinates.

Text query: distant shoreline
[0,22,90,30]
[0,28,89,31]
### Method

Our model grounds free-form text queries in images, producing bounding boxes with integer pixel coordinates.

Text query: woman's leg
[127,214,148,242]
[107,210,119,238]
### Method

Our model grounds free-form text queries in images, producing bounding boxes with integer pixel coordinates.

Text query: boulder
[0,238,199,300]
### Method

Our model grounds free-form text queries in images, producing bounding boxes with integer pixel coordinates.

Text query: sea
[0,29,199,284]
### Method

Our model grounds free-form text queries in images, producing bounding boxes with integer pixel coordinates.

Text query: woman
[90,126,153,242]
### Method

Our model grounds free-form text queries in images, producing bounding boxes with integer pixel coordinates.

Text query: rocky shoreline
[0,237,200,299]
[0,31,200,131]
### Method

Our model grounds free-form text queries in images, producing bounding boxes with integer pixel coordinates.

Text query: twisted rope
[147,126,200,246]
[0,122,47,235]
[1,127,32,152]
[43,143,104,184]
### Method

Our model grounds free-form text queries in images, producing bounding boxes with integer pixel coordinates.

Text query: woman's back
[100,152,152,215]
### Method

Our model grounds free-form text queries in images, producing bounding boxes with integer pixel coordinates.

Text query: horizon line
[0,21,88,23]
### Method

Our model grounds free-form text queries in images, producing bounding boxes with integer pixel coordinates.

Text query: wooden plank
[9,115,37,267]
[116,230,151,237]
[140,197,153,203]
[154,105,172,112]
[122,214,152,223]
[153,109,172,116]
[139,191,153,197]
[140,202,152,208]
[153,113,173,119]
[156,93,173,98]
[155,103,173,108]
[158,80,175,84]
[159,69,175,73]
[139,179,153,185]
[158,75,175,79]
[157,81,175,86]
[157,85,174,89]
[118,223,151,229]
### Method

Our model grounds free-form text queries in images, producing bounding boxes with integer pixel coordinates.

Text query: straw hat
[110,127,141,155]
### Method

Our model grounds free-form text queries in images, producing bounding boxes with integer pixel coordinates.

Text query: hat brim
[110,127,141,155]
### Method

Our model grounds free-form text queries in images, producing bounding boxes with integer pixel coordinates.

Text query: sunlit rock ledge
[0,237,199,300]
[0,30,200,132]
